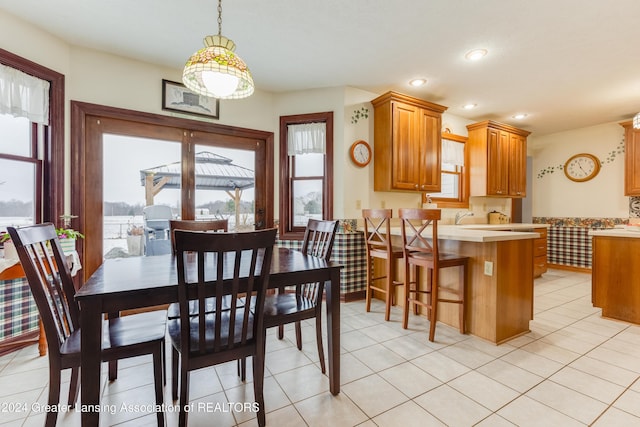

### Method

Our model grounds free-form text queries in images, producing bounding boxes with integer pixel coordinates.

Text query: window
[279,112,333,239]
[428,133,469,208]
[0,50,64,232]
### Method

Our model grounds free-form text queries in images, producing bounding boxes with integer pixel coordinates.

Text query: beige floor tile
[497,395,584,427]
[372,400,445,427]
[476,359,543,393]
[438,341,496,369]
[499,348,564,378]
[613,389,640,417]
[342,374,408,418]
[587,346,640,373]
[569,356,640,387]
[592,407,640,427]
[520,340,581,365]
[414,384,491,427]
[411,351,470,383]
[295,393,368,427]
[380,334,435,360]
[238,404,305,427]
[351,343,405,372]
[339,353,375,385]
[378,362,442,398]
[448,370,520,411]
[340,329,378,352]
[274,364,329,403]
[264,345,314,375]
[526,380,607,424]
[549,366,625,403]
[474,414,517,426]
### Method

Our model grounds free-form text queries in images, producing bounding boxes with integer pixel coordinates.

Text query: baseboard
[0,331,39,357]
[547,263,591,274]
[342,290,365,302]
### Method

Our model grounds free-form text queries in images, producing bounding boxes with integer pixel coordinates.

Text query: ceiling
[1,0,639,136]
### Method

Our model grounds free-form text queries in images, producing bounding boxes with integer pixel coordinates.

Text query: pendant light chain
[217,0,223,36]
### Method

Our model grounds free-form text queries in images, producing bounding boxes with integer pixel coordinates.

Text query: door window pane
[194,145,255,231]
[103,134,181,257]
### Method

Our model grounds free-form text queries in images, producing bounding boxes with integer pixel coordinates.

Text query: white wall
[529,122,628,218]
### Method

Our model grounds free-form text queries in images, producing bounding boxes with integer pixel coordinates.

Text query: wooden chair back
[362,208,394,255]
[298,219,339,301]
[169,219,228,254]
[173,228,276,358]
[398,208,441,265]
[7,223,79,357]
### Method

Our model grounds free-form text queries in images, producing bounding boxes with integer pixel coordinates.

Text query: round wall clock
[563,153,601,182]
[349,140,372,167]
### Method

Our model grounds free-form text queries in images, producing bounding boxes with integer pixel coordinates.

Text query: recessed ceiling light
[465,49,488,61]
[462,103,477,110]
[409,78,427,87]
[512,113,528,120]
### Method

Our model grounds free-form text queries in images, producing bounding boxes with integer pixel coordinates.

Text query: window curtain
[442,139,465,166]
[0,63,50,125]
[287,122,326,155]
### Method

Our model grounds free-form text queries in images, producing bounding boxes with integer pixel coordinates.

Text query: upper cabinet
[622,121,640,196]
[466,120,530,198]
[371,91,447,193]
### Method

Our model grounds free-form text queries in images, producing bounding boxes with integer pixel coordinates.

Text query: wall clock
[349,140,372,167]
[564,153,601,182]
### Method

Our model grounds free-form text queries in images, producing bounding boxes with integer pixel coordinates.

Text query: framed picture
[162,79,219,119]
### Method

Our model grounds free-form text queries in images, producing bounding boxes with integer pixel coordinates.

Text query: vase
[58,238,76,254]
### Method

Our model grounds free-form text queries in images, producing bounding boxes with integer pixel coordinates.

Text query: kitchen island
[590,227,640,324]
[385,224,544,344]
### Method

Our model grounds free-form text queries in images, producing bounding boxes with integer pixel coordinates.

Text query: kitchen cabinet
[533,227,548,277]
[622,121,640,196]
[466,121,530,197]
[371,91,447,193]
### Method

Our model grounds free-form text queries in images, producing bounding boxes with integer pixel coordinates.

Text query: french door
[71,101,274,282]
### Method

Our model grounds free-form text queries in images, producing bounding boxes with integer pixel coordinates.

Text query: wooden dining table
[75,247,342,426]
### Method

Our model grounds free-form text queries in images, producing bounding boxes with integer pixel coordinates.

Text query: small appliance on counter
[488,211,510,224]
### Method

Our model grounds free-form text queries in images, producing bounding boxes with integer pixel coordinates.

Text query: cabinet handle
[537,246,546,250]
[414,184,419,189]
[496,191,503,194]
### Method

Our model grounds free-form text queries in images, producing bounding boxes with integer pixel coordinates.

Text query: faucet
[455,211,474,225]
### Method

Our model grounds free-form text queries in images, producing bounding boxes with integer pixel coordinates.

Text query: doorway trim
[71,101,274,281]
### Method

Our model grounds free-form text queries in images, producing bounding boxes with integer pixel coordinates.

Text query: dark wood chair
[263,219,338,374]
[8,223,167,427]
[169,228,277,427]
[362,209,404,321]
[167,219,230,320]
[398,208,468,342]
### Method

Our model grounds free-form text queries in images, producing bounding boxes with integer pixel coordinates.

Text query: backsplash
[533,217,628,228]
[630,196,640,219]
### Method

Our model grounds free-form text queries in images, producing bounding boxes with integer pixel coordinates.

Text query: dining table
[75,246,342,426]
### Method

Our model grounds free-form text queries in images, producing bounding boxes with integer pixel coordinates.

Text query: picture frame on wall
[161,79,219,119]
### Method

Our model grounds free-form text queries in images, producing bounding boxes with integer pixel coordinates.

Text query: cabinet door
[391,102,422,190]
[509,133,527,197]
[419,109,441,192]
[486,129,509,195]
[625,126,640,196]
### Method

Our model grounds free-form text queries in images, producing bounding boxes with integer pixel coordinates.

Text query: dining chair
[398,208,468,342]
[8,223,167,427]
[262,219,339,374]
[169,228,277,427]
[362,209,404,321]
[167,219,230,320]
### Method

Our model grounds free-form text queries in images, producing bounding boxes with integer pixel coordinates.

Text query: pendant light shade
[182,1,254,99]
[634,112,640,130]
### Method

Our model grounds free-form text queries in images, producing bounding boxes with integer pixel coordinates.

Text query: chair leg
[254,331,267,427]
[428,270,439,342]
[384,258,392,321]
[67,366,80,408]
[108,359,117,381]
[459,264,467,334]
[365,257,372,313]
[402,262,411,329]
[237,357,247,381]
[46,366,61,427]
[171,347,179,401]
[162,339,166,386]
[295,321,303,350]
[178,369,190,427]
[152,345,165,427]
[278,324,284,340]
[315,312,326,374]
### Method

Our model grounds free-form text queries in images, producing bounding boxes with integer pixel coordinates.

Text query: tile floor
[2,269,640,426]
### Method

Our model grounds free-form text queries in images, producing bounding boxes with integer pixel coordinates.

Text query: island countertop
[589,226,640,239]
[386,223,544,243]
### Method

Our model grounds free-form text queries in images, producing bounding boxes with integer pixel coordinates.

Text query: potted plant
[55,227,84,254]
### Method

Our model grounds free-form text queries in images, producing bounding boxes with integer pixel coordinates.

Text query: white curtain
[442,139,465,166]
[287,122,326,155]
[0,63,50,125]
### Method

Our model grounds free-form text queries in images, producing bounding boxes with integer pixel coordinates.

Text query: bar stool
[362,209,404,321]
[398,208,468,342]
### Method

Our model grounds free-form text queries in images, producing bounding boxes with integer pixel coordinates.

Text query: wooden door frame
[71,101,274,282]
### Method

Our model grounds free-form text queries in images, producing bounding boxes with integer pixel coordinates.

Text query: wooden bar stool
[399,208,468,342]
[362,209,404,321]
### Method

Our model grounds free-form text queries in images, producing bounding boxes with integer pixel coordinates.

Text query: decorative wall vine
[536,136,625,179]
[350,106,369,124]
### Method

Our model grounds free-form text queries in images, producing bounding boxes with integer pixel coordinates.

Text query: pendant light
[634,112,640,129]
[182,0,254,99]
